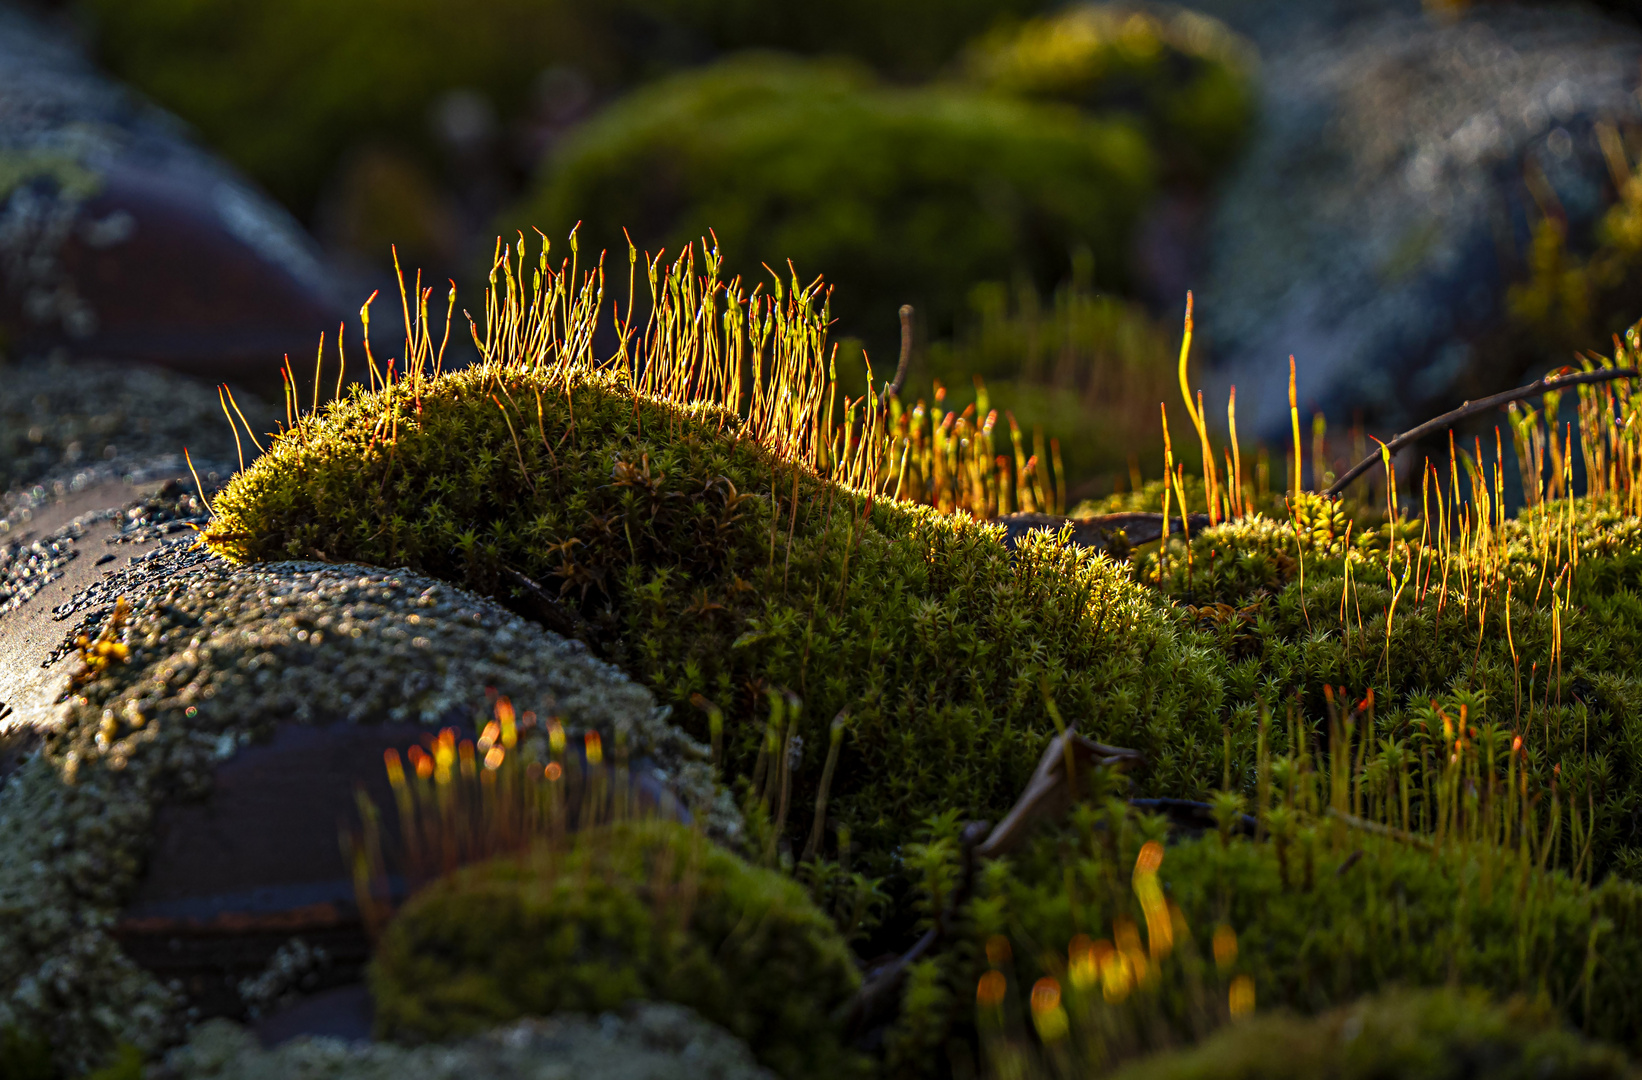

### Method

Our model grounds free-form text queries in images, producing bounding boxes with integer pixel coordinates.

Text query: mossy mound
[205,364,1225,865]
[963,3,1257,185]
[370,819,863,1080]
[506,52,1155,341]
[1108,987,1636,1080]
[954,804,1642,1053]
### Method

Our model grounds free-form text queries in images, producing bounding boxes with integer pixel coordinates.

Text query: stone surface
[0,353,268,501]
[0,540,736,1069]
[0,357,271,740]
[0,3,344,377]
[160,1003,776,1080]
[1188,0,1642,439]
[0,477,212,748]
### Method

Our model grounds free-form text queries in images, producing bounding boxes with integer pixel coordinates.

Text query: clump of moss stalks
[204,238,1223,867]
[1070,330,1642,880]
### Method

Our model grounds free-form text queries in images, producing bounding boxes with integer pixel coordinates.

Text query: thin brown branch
[1324,367,1641,498]
[886,303,914,399]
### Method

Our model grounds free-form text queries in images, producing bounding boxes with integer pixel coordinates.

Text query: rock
[0,354,270,501]
[160,1003,776,1080]
[0,477,222,761]
[0,355,268,747]
[0,543,736,1070]
[0,3,344,378]
[1189,0,1642,439]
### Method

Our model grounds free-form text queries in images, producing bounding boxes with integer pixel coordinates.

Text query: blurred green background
[73,0,1259,502]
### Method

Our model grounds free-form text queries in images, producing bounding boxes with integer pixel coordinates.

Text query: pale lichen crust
[163,1003,774,1080]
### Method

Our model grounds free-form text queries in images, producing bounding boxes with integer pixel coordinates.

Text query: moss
[370,819,864,1080]
[962,3,1257,186]
[917,264,1179,492]
[1107,987,1636,1080]
[506,52,1156,343]
[880,794,1642,1072]
[981,820,1642,1046]
[204,362,1224,867]
[82,1045,145,1080]
[1507,143,1642,363]
[1107,492,1642,878]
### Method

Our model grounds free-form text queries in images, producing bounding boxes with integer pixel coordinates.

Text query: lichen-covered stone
[55,548,732,829]
[0,356,266,512]
[0,544,735,1073]
[161,1003,775,1080]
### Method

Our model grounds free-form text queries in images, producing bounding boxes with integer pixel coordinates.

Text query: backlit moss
[1126,494,1642,878]
[206,359,1226,868]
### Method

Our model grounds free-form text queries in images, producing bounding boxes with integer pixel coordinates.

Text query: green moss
[506,52,1155,342]
[1112,493,1642,878]
[1107,987,1636,1080]
[369,819,864,1080]
[962,3,1257,186]
[979,819,1642,1045]
[205,363,1223,866]
[876,791,1642,1073]
[82,1045,145,1080]
[1507,152,1642,362]
[919,264,1179,491]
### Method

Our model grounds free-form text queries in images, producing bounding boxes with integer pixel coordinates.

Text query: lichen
[0,357,269,511]
[163,1003,775,1080]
